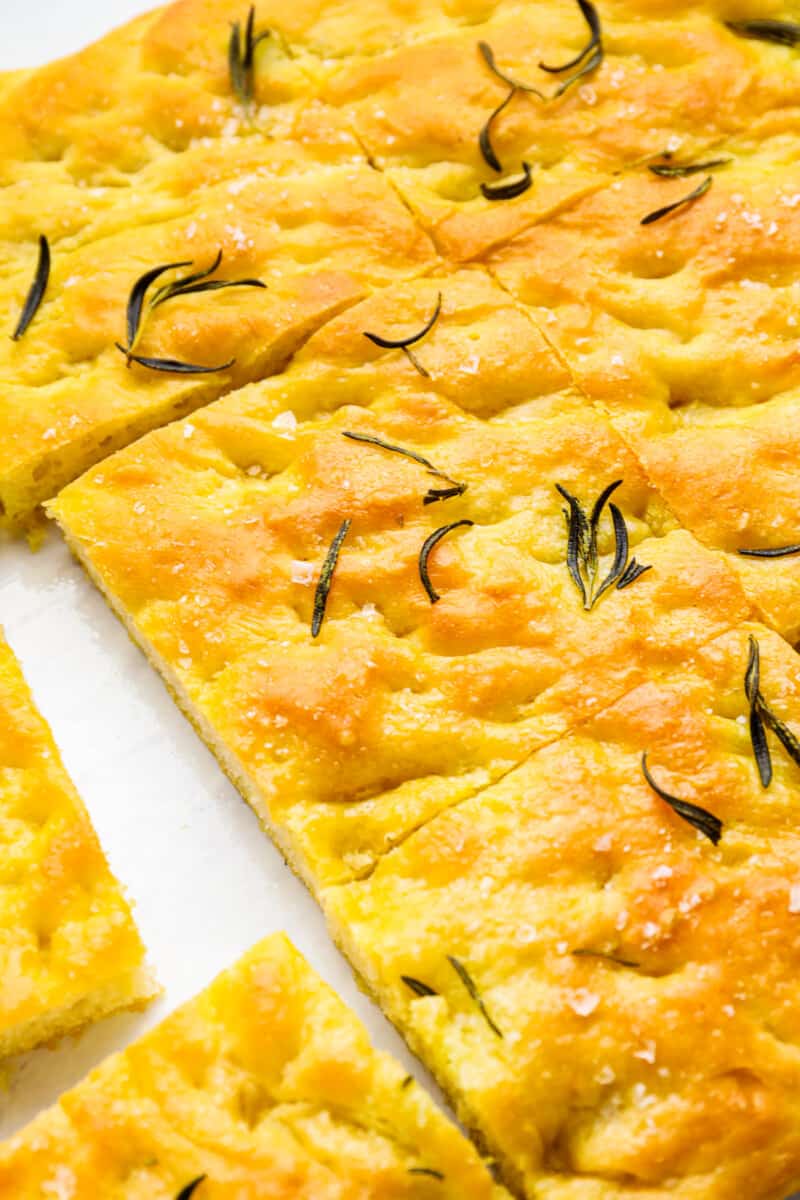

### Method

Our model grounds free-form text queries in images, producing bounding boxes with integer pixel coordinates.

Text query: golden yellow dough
[50,271,757,888]
[0,933,507,1199]
[0,631,154,1061]
[325,622,800,1199]
[488,137,800,639]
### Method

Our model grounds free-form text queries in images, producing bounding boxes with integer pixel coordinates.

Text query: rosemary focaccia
[50,271,756,886]
[0,631,154,1061]
[0,933,506,1200]
[489,135,800,643]
[325,621,800,1199]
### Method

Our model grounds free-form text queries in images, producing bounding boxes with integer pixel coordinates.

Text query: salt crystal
[596,1064,616,1085]
[568,989,600,1017]
[272,410,297,434]
[788,884,800,913]
[183,423,195,439]
[290,561,315,585]
[133,501,146,515]
[652,865,672,881]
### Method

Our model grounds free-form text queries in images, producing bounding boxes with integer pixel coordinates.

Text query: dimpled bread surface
[0,933,508,1200]
[18,0,800,1195]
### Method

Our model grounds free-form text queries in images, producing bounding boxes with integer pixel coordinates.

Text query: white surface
[0,0,433,1140]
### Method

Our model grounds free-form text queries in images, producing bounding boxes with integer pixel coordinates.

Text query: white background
[0,0,429,1138]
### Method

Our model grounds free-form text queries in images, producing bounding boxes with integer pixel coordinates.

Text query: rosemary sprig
[229,5,271,109]
[479,87,517,172]
[418,520,474,603]
[115,345,236,374]
[480,161,532,201]
[726,19,800,47]
[640,176,712,226]
[555,480,650,609]
[401,975,438,998]
[124,252,265,358]
[409,1168,445,1180]
[641,752,723,844]
[540,0,601,73]
[11,235,50,341]
[745,635,800,788]
[571,948,640,968]
[738,543,800,558]
[311,519,351,637]
[176,1178,206,1200]
[648,157,731,178]
[477,40,544,94]
[341,432,467,505]
[448,956,503,1038]
[363,293,442,378]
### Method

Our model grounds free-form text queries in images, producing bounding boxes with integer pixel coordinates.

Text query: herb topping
[342,431,467,505]
[572,948,640,968]
[641,752,722,844]
[12,235,50,341]
[418,520,474,603]
[745,635,800,788]
[448,956,503,1037]
[640,175,712,225]
[648,157,731,178]
[738,543,800,558]
[176,1178,206,1200]
[480,161,533,200]
[311,519,351,638]
[363,293,442,378]
[555,480,651,609]
[229,6,271,108]
[726,19,800,47]
[401,975,438,998]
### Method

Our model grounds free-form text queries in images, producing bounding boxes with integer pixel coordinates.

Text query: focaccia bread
[325,622,800,1199]
[0,933,506,1200]
[50,273,757,888]
[0,631,154,1061]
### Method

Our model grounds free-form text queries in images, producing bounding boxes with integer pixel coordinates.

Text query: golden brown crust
[0,934,506,1199]
[325,622,800,1198]
[0,630,154,1060]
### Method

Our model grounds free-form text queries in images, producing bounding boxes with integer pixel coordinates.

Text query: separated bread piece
[0,933,506,1200]
[325,622,800,1199]
[0,631,154,1061]
[50,272,754,888]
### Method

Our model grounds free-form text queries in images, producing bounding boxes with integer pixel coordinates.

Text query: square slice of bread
[0,631,155,1061]
[0,932,507,1200]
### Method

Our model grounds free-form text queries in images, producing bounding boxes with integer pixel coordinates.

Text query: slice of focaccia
[0,933,507,1200]
[0,631,154,1061]
[49,272,755,889]
[324,621,800,1199]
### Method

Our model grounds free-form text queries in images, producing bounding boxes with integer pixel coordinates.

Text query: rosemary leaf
[571,948,640,968]
[229,5,270,108]
[640,175,712,226]
[480,161,532,201]
[176,1178,206,1200]
[408,1168,445,1180]
[447,956,503,1038]
[12,235,50,341]
[149,251,223,309]
[556,483,590,606]
[616,558,652,589]
[552,44,603,98]
[115,344,235,374]
[745,635,800,786]
[311,519,351,638]
[363,293,442,378]
[418,520,474,604]
[479,87,516,172]
[648,157,731,178]
[341,431,466,504]
[401,1075,414,1089]
[540,0,601,73]
[590,500,628,604]
[477,40,544,94]
[641,752,723,845]
[126,260,193,350]
[402,975,438,998]
[738,543,800,558]
[726,19,800,47]
[746,635,772,787]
